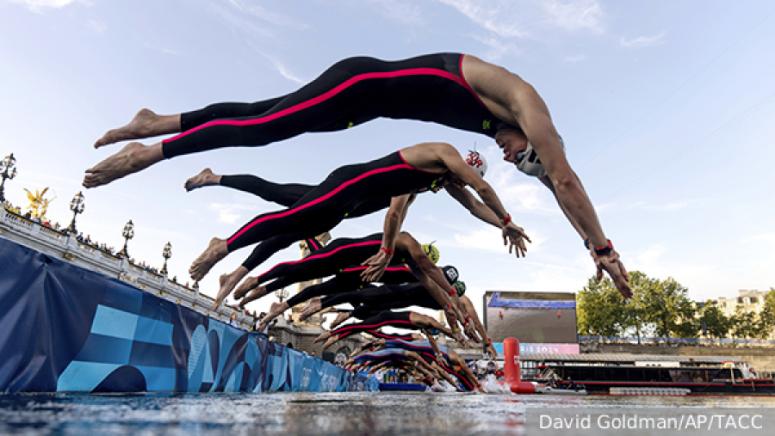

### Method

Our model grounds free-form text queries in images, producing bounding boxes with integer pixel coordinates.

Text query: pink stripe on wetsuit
[164,53,501,159]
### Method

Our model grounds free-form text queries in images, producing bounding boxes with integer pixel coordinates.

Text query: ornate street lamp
[0,153,18,203]
[276,287,289,303]
[67,191,85,234]
[161,242,172,275]
[119,219,135,258]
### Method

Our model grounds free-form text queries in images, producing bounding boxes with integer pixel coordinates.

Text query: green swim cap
[453,280,467,297]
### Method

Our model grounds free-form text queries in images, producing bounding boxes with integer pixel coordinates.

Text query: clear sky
[1,0,774,321]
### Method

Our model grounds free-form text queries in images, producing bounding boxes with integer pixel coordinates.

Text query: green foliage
[634,275,697,339]
[730,307,769,339]
[577,271,698,339]
[577,276,628,336]
[698,301,730,338]
[760,288,775,332]
[577,274,772,340]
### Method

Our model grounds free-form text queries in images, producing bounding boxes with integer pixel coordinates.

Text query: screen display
[484,291,578,343]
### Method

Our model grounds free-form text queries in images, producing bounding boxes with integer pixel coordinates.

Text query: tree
[577,271,652,339]
[621,271,652,342]
[698,300,731,339]
[672,297,701,339]
[636,276,696,339]
[760,288,775,337]
[730,308,768,339]
[577,277,630,337]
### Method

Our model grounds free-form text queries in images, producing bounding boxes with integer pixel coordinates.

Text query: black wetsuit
[320,282,440,317]
[330,311,414,340]
[385,340,475,391]
[226,151,440,270]
[217,174,388,261]
[163,53,503,159]
[220,174,390,221]
[256,233,411,291]
[283,266,417,308]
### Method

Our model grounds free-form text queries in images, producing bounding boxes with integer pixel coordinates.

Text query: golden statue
[24,187,54,220]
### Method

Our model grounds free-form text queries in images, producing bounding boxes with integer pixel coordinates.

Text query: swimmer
[303,278,495,355]
[250,257,465,337]
[315,310,456,350]
[187,142,528,312]
[86,52,629,297]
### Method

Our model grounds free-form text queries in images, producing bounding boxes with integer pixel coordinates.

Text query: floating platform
[379,383,427,392]
[0,233,377,394]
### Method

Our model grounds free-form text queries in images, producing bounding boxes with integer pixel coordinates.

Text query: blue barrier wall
[0,237,377,393]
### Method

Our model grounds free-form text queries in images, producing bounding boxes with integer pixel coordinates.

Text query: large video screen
[484,291,577,343]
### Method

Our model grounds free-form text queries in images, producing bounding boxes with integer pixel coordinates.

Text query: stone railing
[1,207,256,330]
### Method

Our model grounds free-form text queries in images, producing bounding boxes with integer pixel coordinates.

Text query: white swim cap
[515,136,565,178]
[465,150,488,178]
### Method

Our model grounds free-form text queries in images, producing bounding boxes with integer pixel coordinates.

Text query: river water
[2,392,775,435]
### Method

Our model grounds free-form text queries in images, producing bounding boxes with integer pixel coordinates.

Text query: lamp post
[0,153,18,203]
[161,242,172,276]
[67,191,85,234]
[277,287,289,303]
[120,219,135,258]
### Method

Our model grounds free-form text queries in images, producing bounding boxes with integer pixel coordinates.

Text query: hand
[360,249,391,282]
[451,330,467,344]
[502,223,531,258]
[592,248,632,298]
[445,303,466,327]
[462,318,481,343]
[483,337,498,358]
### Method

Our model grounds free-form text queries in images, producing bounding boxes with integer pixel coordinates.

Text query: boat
[530,357,775,395]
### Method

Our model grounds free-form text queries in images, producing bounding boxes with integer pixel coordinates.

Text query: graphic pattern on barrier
[0,237,377,393]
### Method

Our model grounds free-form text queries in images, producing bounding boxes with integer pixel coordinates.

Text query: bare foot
[95,108,162,148]
[190,237,229,282]
[257,301,287,331]
[233,276,260,300]
[313,330,331,344]
[322,336,338,351]
[83,142,162,188]
[330,311,351,329]
[238,286,266,307]
[299,298,322,321]
[185,168,220,192]
[213,267,247,308]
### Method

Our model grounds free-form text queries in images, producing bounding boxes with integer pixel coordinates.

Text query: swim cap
[442,265,460,285]
[422,243,440,264]
[515,136,564,178]
[465,150,488,178]
[453,280,467,297]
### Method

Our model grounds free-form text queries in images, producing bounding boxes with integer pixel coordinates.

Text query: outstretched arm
[444,183,500,227]
[464,55,630,297]
[538,175,585,240]
[445,183,530,257]
[468,57,630,296]
[395,233,474,341]
[361,194,414,282]
[519,121,629,296]
[460,296,497,357]
[438,145,510,222]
